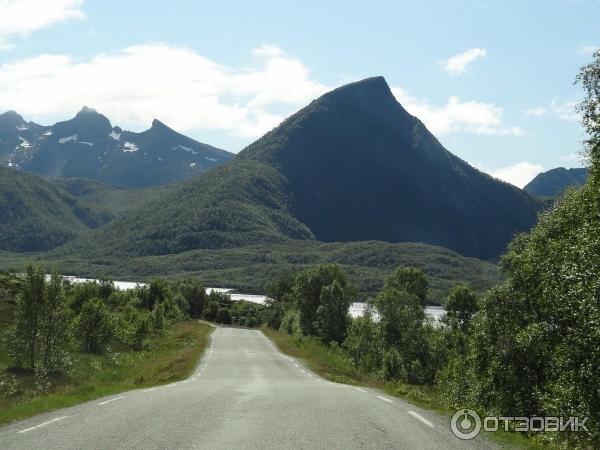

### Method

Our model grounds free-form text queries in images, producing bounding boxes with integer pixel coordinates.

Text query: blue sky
[0,0,598,186]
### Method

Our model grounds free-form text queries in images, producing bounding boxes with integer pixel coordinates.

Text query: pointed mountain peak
[323,76,394,102]
[151,118,169,129]
[0,110,26,126]
[71,106,110,126]
[77,106,99,116]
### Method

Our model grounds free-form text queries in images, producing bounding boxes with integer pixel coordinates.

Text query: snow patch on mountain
[109,131,121,141]
[123,142,139,153]
[80,141,94,146]
[18,137,31,149]
[173,144,198,155]
[59,135,77,144]
[16,124,29,131]
[205,156,218,162]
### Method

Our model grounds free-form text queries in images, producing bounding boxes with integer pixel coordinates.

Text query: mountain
[0,167,111,251]
[524,167,588,197]
[0,108,233,187]
[58,76,542,260]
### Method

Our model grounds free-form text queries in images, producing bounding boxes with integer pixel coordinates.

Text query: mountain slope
[524,167,588,197]
[238,76,542,258]
[0,167,111,251]
[0,108,233,187]
[57,77,542,260]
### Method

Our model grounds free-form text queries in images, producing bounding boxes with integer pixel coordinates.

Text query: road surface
[0,327,494,449]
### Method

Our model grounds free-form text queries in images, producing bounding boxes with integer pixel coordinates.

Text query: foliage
[383,266,429,305]
[75,298,115,354]
[9,266,71,373]
[438,50,600,447]
[0,167,110,252]
[314,280,352,344]
[293,264,352,336]
[343,314,382,373]
[215,307,232,325]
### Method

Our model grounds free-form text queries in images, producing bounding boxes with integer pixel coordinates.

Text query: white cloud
[391,87,522,136]
[580,44,598,55]
[0,0,85,47]
[440,48,487,75]
[487,162,544,188]
[0,43,328,141]
[525,97,579,122]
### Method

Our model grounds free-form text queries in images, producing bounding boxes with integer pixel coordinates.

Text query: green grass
[262,327,546,449]
[0,320,213,425]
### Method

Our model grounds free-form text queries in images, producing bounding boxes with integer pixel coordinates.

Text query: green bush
[75,298,114,354]
[216,308,232,325]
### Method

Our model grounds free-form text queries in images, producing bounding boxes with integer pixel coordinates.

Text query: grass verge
[0,320,213,426]
[261,327,544,449]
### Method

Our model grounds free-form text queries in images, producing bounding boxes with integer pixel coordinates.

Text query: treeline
[263,264,476,386]
[3,267,265,377]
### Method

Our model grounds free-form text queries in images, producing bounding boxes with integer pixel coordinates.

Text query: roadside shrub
[216,308,232,325]
[279,309,301,336]
[75,298,115,354]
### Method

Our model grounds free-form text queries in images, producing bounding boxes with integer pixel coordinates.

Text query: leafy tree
[294,264,350,336]
[142,279,170,310]
[343,313,382,373]
[443,51,600,446]
[10,265,45,369]
[216,307,232,325]
[372,288,425,350]
[203,300,219,321]
[40,272,71,373]
[97,279,115,300]
[130,311,152,351]
[266,272,295,301]
[279,309,301,336]
[314,280,352,344]
[180,279,206,318]
[76,299,114,354]
[383,266,428,305]
[152,302,166,329]
[443,284,478,332]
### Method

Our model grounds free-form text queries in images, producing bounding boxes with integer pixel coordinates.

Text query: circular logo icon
[451,409,481,440]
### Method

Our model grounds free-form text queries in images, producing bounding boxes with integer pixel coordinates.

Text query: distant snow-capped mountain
[0,107,233,187]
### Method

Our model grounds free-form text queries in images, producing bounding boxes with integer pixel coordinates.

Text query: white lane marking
[164,382,179,388]
[18,416,68,434]
[301,369,306,374]
[294,363,299,368]
[376,395,394,404]
[142,388,158,393]
[408,411,435,428]
[355,387,367,393]
[99,396,125,406]
[307,373,314,378]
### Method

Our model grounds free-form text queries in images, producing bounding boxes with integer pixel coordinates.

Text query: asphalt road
[0,327,495,449]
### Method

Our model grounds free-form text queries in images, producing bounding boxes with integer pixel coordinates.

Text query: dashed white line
[408,411,434,428]
[99,396,125,406]
[376,395,394,404]
[142,388,158,393]
[164,382,179,388]
[355,387,367,393]
[18,416,68,433]
[294,363,299,368]
[307,373,314,378]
